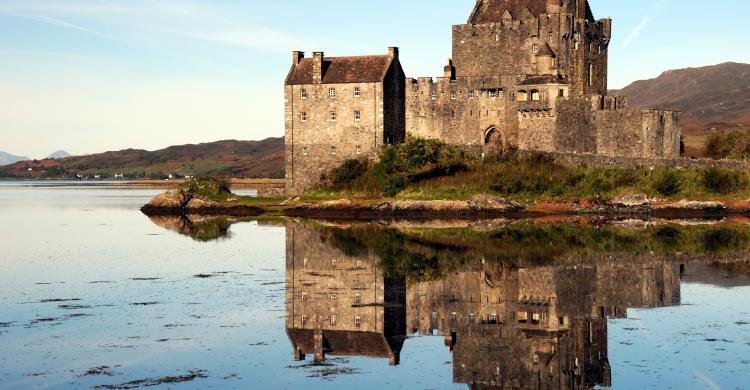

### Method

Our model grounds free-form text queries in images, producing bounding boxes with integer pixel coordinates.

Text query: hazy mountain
[611,62,750,131]
[47,150,71,159]
[0,151,30,166]
[0,138,285,179]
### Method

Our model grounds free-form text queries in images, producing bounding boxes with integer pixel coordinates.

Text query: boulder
[658,200,726,210]
[186,197,221,210]
[468,194,524,212]
[612,193,652,207]
[146,189,190,208]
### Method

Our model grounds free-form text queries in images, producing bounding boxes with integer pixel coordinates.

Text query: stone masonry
[284,0,682,194]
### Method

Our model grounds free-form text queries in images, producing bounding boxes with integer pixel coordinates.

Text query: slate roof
[285,55,392,85]
[286,328,403,358]
[518,75,568,85]
[468,0,594,24]
[535,43,556,58]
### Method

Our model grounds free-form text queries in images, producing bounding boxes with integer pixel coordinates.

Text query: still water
[1,182,749,389]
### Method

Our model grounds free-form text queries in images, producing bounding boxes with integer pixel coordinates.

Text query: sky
[1,0,749,159]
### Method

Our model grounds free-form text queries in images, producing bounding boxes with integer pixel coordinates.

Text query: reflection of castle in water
[284,222,683,389]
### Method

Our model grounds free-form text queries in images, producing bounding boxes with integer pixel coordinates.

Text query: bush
[321,159,368,188]
[651,169,681,196]
[701,168,745,194]
[320,136,464,197]
[180,176,232,199]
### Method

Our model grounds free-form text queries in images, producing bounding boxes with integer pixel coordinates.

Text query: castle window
[329,88,336,98]
[354,317,361,328]
[356,146,362,155]
[431,90,437,100]
[330,293,337,301]
[517,90,528,101]
[302,147,309,156]
[302,316,308,325]
[531,90,540,101]
[489,90,497,98]
[301,292,307,301]
[469,313,476,322]
[330,111,337,121]
[588,63,594,86]
[300,88,307,99]
[490,314,498,323]
[354,87,361,97]
[559,89,565,97]
[331,259,337,267]
[495,33,500,41]
[432,312,438,320]
[451,91,456,100]
[468,90,475,99]
[300,112,307,122]
[330,315,336,326]
[532,44,540,54]
[451,312,457,321]
[331,146,337,155]
[354,110,361,121]
[355,293,361,304]
[303,258,308,267]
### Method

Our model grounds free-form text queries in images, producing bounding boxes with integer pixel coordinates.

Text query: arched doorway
[484,126,508,157]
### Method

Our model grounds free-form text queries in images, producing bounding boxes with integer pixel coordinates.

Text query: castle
[284,0,682,195]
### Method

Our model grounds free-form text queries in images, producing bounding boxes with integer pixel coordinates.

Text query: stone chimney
[388,47,399,60]
[292,51,304,65]
[312,51,324,84]
[443,58,456,80]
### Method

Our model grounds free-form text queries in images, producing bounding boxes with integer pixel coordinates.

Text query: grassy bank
[304,137,750,202]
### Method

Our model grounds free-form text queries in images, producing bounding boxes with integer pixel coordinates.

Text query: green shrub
[180,176,232,199]
[321,159,368,188]
[700,168,745,194]
[651,169,681,196]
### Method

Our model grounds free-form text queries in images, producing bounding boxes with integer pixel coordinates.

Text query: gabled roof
[285,55,392,85]
[469,0,547,24]
[535,43,556,58]
[518,74,568,85]
[287,328,402,358]
[468,0,594,24]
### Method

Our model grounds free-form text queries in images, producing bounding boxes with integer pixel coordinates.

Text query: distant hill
[0,151,30,166]
[47,150,71,159]
[0,138,284,179]
[611,62,750,156]
[612,62,750,128]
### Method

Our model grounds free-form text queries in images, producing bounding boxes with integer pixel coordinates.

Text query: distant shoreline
[0,178,285,190]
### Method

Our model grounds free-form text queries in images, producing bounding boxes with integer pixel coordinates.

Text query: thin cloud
[623,0,668,49]
[10,12,114,40]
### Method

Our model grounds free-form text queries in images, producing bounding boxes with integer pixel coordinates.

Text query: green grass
[308,148,750,202]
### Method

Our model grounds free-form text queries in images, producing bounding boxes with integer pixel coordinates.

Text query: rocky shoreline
[140,189,750,220]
